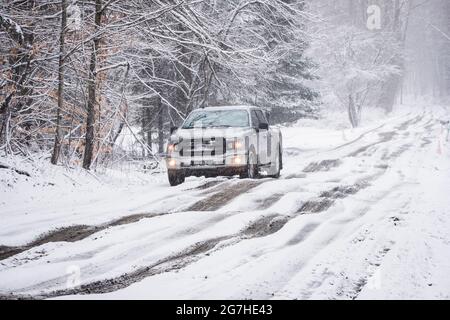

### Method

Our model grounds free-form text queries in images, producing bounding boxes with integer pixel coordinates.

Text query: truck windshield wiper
[181,125,234,129]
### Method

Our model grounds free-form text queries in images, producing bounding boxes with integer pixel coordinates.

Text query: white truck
[165,105,283,186]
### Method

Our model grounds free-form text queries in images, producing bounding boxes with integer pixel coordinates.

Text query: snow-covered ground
[1,104,450,300]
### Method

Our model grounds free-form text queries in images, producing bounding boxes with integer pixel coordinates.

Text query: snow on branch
[0,14,30,48]
[94,61,129,75]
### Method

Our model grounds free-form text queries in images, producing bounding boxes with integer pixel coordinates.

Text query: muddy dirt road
[1,110,449,300]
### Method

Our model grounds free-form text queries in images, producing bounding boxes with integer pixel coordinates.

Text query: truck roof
[196,105,259,112]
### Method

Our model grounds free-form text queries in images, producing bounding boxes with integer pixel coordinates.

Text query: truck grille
[179,137,226,157]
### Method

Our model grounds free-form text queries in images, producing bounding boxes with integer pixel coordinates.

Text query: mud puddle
[187,180,264,211]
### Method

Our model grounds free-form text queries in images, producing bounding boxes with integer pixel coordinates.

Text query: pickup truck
[165,105,283,186]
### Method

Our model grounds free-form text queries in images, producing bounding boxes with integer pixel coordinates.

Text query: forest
[1,0,449,170]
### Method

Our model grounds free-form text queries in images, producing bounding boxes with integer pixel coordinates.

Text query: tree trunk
[348,94,359,128]
[51,0,67,165]
[145,107,152,153]
[83,0,102,170]
[158,98,164,154]
[0,14,33,148]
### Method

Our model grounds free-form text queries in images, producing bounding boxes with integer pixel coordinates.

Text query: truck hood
[172,127,253,141]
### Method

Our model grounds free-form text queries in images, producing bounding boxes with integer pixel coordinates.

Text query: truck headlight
[227,138,244,150]
[167,143,180,153]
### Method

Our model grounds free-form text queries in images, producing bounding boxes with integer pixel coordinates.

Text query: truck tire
[240,149,258,179]
[269,145,281,178]
[168,170,185,186]
[279,144,283,170]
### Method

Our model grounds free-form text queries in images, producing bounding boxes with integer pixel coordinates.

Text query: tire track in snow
[255,193,286,210]
[147,128,427,299]
[186,180,265,211]
[0,213,167,261]
[19,236,233,299]
[274,115,436,299]
[346,131,398,157]
[0,179,240,261]
[302,159,342,172]
[0,172,384,299]
[326,112,414,153]
[298,114,424,173]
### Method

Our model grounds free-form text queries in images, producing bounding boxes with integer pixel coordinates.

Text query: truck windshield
[182,110,249,129]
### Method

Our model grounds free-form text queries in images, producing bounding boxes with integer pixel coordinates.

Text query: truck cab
[165,105,283,186]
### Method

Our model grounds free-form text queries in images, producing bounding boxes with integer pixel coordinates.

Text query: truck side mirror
[170,126,178,134]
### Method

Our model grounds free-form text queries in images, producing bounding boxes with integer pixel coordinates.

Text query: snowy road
[1,107,450,299]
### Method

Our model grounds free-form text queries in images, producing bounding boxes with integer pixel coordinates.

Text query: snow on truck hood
[172,127,253,140]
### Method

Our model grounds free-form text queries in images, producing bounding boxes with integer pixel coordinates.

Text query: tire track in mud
[286,222,321,246]
[303,159,342,172]
[0,179,240,262]
[9,236,234,299]
[241,179,374,241]
[1,181,373,299]
[424,119,436,131]
[186,180,264,211]
[0,213,166,261]
[0,173,384,299]
[242,215,291,238]
[298,131,395,174]
[326,112,417,152]
[382,143,413,160]
[255,193,286,210]
[189,178,231,192]
[0,225,101,261]
[330,122,391,152]
[299,115,423,173]
[350,114,425,159]
[230,171,384,245]
[421,137,433,147]
[284,173,307,179]
[236,133,417,245]
[281,116,430,299]
[395,114,423,131]
[346,131,397,157]
[187,115,423,216]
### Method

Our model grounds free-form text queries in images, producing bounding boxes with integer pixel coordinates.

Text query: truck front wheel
[269,145,281,178]
[240,149,258,179]
[168,170,185,186]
